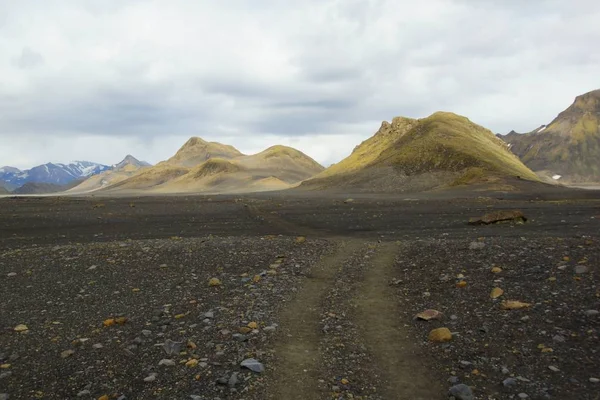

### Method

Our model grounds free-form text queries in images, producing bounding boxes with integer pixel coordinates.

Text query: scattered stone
[575,265,589,274]
[141,330,152,337]
[143,373,157,383]
[490,287,504,299]
[7,272,16,277]
[552,335,565,343]
[76,390,90,397]
[247,321,258,329]
[469,210,527,225]
[590,377,600,383]
[228,372,239,388]
[158,359,176,367]
[415,309,444,321]
[263,325,277,332]
[518,393,529,399]
[185,359,199,368]
[428,327,452,342]
[468,241,485,250]
[548,365,560,372]
[208,278,222,287]
[13,324,28,332]
[92,343,103,349]
[295,236,306,244]
[448,383,474,400]
[503,378,517,387]
[163,339,183,355]
[60,350,75,358]
[491,266,503,273]
[584,310,599,317]
[240,358,264,373]
[0,394,8,400]
[343,198,354,204]
[232,333,248,342]
[500,300,531,310]
[204,311,214,319]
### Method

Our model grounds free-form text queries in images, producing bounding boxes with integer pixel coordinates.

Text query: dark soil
[1,188,600,399]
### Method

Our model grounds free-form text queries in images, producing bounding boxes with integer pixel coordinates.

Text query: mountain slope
[501,89,600,183]
[12,180,84,194]
[104,141,323,194]
[68,155,152,193]
[0,161,110,187]
[165,137,244,167]
[301,112,539,192]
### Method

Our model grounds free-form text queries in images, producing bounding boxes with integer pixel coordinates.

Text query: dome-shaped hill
[301,111,539,193]
[166,137,244,167]
[240,145,324,183]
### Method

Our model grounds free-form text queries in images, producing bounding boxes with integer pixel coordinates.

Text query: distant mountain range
[0,156,151,193]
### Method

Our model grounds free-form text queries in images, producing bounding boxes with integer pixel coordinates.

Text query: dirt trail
[267,239,363,399]
[355,242,444,399]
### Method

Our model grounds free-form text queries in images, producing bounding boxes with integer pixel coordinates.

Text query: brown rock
[428,327,453,342]
[415,309,444,321]
[490,287,504,299]
[469,210,527,225]
[500,300,531,310]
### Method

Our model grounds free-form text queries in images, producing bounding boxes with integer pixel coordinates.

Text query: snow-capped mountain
[0,161,110,187]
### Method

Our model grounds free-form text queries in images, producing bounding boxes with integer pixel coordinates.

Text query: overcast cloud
[1,0,599,169]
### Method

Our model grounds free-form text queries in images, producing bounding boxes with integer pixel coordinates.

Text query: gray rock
[0,394,8,400]
[204,311,214,319]
[469,241,485,250]
[552,335,565,343]
[518,394,529,399]
[263,325,276,332]
[190,396,202,400]
[240,358,264,373]
[503,378,517,387]
[575,265,588,274]
[448,383,473,400]
[228,372,239,388]
[584,310,599,317]
[162,339,183,355]
[590,377,600,383]
[92,343,103,349]
[158,359,176,367]
[141,330,152,337]
[144,373,157,382]
[232,334,248,342]
[77,390,91,397]
[548,365,560,372]
[0,372,12,380]
[448,376,460,384]
[117,396,127,400]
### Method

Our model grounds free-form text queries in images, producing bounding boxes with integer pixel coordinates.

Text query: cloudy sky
[1,0,599,169]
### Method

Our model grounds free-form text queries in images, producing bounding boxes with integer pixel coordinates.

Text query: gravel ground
[393,236,600,399]
[0,236,332,399]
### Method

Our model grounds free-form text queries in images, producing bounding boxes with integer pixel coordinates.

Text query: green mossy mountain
[502,89,600,183]
[301,111,539,192]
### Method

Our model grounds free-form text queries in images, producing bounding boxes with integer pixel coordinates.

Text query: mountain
[103,139,323,194]
[0,186,10,194]
[501,89,600,184]
[0,161,110,187]
[68,155,152,193]
[300,112,539,192]
[165,137,244,167]
[12,180,84,195]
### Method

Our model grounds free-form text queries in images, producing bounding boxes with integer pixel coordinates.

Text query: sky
[1,0,599,169]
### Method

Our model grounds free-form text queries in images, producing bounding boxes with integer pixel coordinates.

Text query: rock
[469,210,527,225]
[590,377,600,383]
[158,359,176,367]
[7,272,16,277]
[143,373,157,383]
[428,327,452,342]
[208,278,222,287]
[228,372,239,388]
[500,300,531,310]
[518,394,529,399]
[247,321,258,329]
[232,333,248,342]
[163,339,183,355]
[344,198,354,204]
[490,287,504,299]
[503,378,517,387]
[415,309,444,321]
[13,324,28,332]
[491,266,503,273]
[584,310,599,317]
[548,365,560,372]
[60,350,75,358]
[448,383,474,400]
[0,372,12,380]
[575,265,589,274]
[92,343,103,349]
[240,358,265,373]
[0,394,8,400]
[552,335,565,343]
[468,241,485,250]
[141,330,152,337]
[263,325,277,332]
[185,359,199,368]
[98,396,109,400]
[76,390,90,397]
[295,236,306,244]
[448,376,460,384]
[456,281,468,288]
[204,311,214,319]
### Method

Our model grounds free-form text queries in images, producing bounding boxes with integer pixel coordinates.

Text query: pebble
[518,394,529,399]
[552,335,565,343]
[163,339,183,355]
[61,350,75,358]
[228,372,239,388]
[143,373,157,382]
[503,378,517,387]
[240,358,264,373]
[141,330,152,337]
[0,372,12,380]
[158,359,176,367]
[548,365,560,372]
[204,311,214,319]
[76,390,91,397]
[92,343,103,349]
[0,394,8,400]
[584,310,599,317]
[7,272,16,277]
[448,383,474,400]
[574,265,588,274]
[469,241,485,250]
[590,377,600,383]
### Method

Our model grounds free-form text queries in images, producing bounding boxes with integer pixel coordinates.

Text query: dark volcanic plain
[1,187,599,400]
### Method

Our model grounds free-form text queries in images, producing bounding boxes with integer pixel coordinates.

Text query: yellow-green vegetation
[189,158,244,179]
[306,111,538,191]
[166,137,244,167]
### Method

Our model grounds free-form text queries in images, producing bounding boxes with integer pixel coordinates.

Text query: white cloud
[0,0,599,169]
